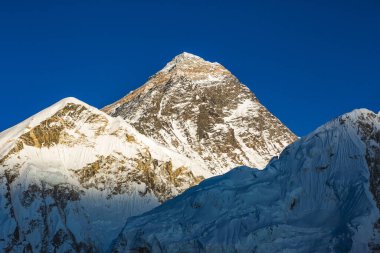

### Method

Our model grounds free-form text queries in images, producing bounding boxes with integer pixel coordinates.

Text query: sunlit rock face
[104,52,297,174]
[112,109,380,253]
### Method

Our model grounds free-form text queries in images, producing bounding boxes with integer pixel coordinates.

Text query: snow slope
[104,52,297,174]
[112,109,380,253]
[0,97,208,252]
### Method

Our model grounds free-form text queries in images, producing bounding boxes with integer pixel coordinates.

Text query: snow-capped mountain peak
[165,52,205,64]
[104,53,297,174]
[160,52,222,73]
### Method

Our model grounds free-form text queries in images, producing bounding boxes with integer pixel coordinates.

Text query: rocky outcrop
[75,151,203,202]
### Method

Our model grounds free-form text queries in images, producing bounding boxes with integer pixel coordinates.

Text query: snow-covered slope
[0,98,209,252]
[104,52,297,174]
[112,109,380,253]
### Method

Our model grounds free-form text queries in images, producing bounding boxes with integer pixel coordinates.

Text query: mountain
[0,53,297,253]
[112,109,380,253]
[0,98,208,252]
[104,52,297,173]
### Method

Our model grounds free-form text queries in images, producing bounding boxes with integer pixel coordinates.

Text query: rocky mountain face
[104,52,297,174]
[112,109,380,253]
[0,98,206,252]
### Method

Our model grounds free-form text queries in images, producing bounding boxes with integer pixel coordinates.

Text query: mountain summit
[104,52,297,174]
[103,52,230,113]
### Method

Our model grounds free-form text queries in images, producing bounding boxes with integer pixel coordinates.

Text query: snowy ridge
[0,97,209,252]
[112,109,380,253]
[0,97,87,157]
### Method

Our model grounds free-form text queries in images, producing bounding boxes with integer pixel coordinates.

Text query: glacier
[112,109,380,253]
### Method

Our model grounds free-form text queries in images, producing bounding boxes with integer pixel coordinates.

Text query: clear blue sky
[1,0,379,136]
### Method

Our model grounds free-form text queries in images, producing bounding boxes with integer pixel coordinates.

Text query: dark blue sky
[1,0,379,136]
